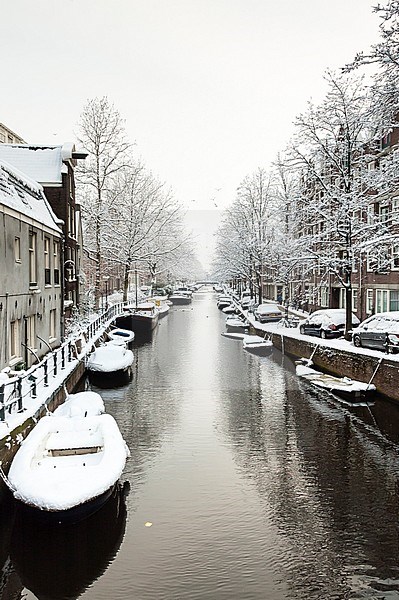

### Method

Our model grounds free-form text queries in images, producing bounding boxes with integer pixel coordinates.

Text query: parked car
[254,303,283,323]
[299,309,360,339]
[352,311,399,353]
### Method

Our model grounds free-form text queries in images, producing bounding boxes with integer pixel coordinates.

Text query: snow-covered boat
[222,305,236,314]
[169,287,192,305]
[296,363,376,402]
[54,391,105,418]
[107,327,135,347]
[242,335,273,355]
[86,344,134,385]
[115,302,159,336]
[221,332,247,340]
[8,413,130,523]
[217,296,232,310]
[225,316,249,332]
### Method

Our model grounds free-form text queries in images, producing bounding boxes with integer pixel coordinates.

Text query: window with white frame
[392,197,399,223]
[380,204,390,224]
[44,237,51,285]
[10,320,20,359]
[352,288,358,311]
[50,309,57,340]
[376,289,388,313]
[367,204,374,225]
[29,231,37,286]
[320,287,328,307]
[14,237,21,262]
[26,315,36,350]
[392,245,399,270]
[390,291,399,311]
[366,289,373,314]
[53,241,60,285]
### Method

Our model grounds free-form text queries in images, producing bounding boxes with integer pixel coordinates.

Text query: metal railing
[0,302,128,423]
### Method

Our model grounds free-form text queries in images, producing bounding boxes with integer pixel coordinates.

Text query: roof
[0,144,76,186]
[0,160,62,233]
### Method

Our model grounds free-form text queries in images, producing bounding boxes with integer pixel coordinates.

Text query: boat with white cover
[8,413,130,523]
[87,344,134,385]
[296,363,376,402]
[107,327,135,346]
[54,391,105,418]
[242,335,273,355]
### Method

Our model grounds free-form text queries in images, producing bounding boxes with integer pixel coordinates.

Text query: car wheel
[353,335,362,348]
[320,330,326,339]
[299,325,305,335]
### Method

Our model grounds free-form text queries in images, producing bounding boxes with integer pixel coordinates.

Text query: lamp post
[103,275,110,310]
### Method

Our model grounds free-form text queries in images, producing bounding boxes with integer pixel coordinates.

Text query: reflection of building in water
[10,482,129,600]
[223,351,399,598]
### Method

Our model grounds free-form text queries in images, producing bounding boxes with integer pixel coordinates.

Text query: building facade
[0,161,62,371]
[0,143,87,330]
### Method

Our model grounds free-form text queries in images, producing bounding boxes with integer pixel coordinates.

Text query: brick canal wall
[262,327,399,403]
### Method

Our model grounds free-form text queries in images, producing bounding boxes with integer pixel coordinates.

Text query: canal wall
[254,325,399,403]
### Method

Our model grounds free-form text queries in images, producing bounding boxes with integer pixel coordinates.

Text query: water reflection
[10,482,129,600]
[5,290,399,600]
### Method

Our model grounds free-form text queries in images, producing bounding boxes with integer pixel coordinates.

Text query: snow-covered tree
[104,162,189,300]
[214,168,279,302]
[76,97,131,308]
[345,1,399,128]
[285,70,399,337]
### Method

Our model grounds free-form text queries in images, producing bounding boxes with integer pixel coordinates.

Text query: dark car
[299,309,360,339]
[352,311,399,353]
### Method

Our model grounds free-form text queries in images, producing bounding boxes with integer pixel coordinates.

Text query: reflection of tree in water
[10,482,129,600]
[221,352,399,598]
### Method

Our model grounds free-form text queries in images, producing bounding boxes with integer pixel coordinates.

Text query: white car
[254,303,283,323]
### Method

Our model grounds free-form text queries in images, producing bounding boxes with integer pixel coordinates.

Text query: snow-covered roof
[0,144,74,186]
[0,160,62,233]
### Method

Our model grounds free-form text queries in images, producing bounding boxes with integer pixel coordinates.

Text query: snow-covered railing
[0,302,128,424]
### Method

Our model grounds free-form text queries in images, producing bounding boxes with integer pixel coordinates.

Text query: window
[352,289,358,311]
[53,241,60,285]
[320,287,328,307]
[376,290,388,313]
[10,320,20,359]
[7,135,13,143]
[380,205,390,224]
[0,132,5,143]
[50,309,57,339]
[392,245,399,270]
[367,204,375,225]
[366,289,373,314]
[44,237,51,285]
[29,231,37,287]
[14,237,21,262]
[390,291,399,312]
[392,197,399,223]
[26,315,36,350]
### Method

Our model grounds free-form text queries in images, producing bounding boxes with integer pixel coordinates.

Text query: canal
[3,289,399,599]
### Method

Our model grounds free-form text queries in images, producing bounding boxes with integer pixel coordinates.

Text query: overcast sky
[1,0,380,269]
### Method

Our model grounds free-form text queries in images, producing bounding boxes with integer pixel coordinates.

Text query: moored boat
[225,316,250,332]
[242,335,273,355]
[107,327,135,347]
[86,344,134,385]
[169,287,192,305]
[296,362,376,403]
[115,302,159,336]
[8,413,130,523]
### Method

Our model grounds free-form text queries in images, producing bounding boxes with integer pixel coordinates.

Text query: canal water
[4,289,399,599]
